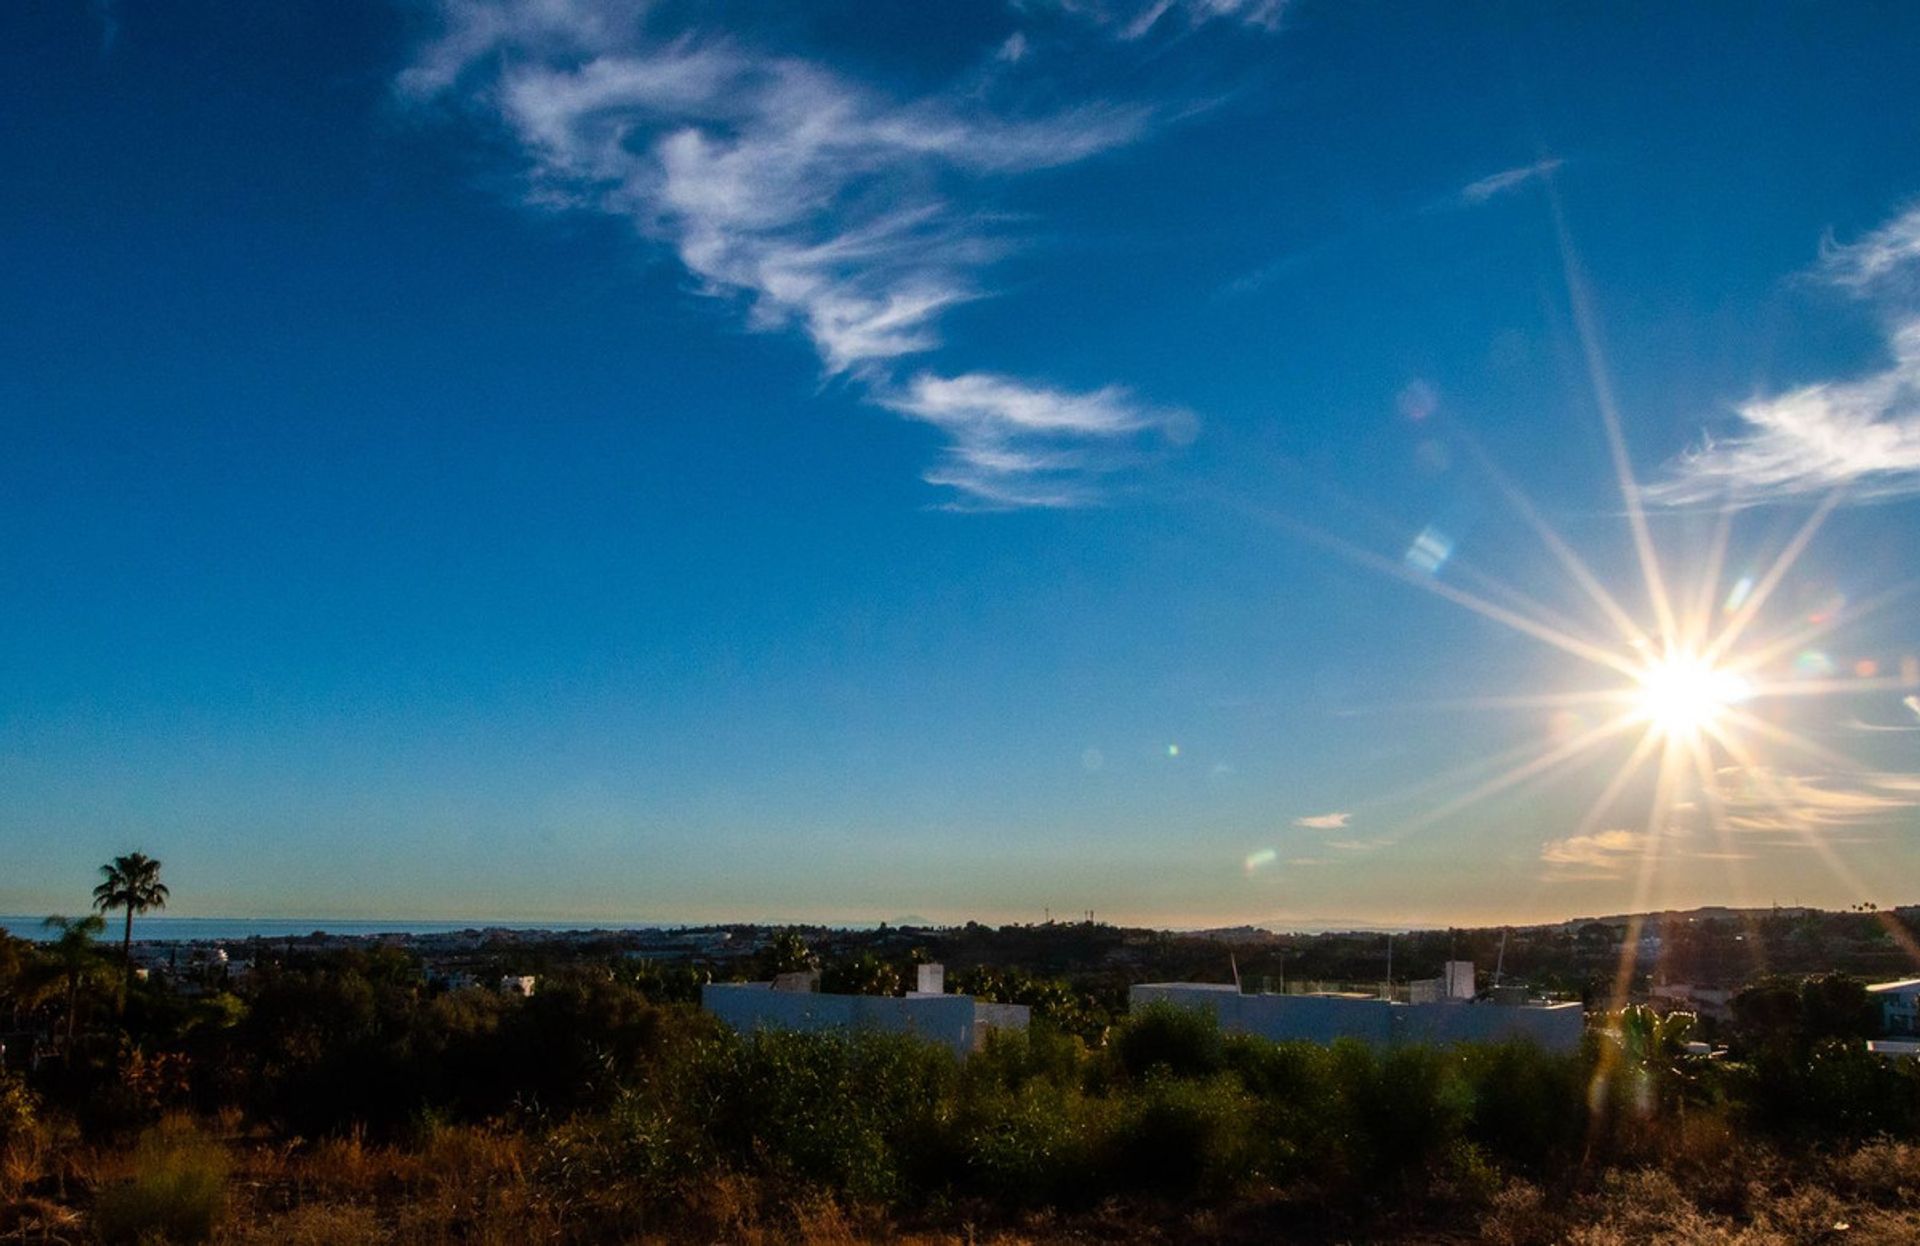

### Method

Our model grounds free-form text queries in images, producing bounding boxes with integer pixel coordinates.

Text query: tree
[760,929,818,977]
[1799,973,1880,1044]
[821,952,902,997]
[94,852,170,1005]
[39,914,109,1048]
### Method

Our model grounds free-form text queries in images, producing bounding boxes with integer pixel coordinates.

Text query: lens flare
[1633,651,1750,740]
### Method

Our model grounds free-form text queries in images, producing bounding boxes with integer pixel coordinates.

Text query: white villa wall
[1131,984,1583,1053]
[1397,1000,1584,1050]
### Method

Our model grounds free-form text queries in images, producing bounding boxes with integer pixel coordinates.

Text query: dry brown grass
[11,1114,1920,1244]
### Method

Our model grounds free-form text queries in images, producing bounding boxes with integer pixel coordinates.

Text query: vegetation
[4,942,1920,1239]
[3,870,1918,1240]
[93,852,170,1006]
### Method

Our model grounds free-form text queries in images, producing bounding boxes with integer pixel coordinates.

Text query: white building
[1131,979,1584,1053]
[702,962,1027,1058]
[1868,978,1920,1037]
[1408,960,1477,1004]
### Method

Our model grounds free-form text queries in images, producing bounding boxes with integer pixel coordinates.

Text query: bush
[1328,1041,1472,1194]
[0,1072,36,1150]
[962,1023,1086,1096]
[704,1028,956,1202]
[92,1123,229,1244]
[949,1081,1103,1205]
[1458,1040,1588,1174]
[1113,1001,1224,1080]
[1102,1074,1254,1198]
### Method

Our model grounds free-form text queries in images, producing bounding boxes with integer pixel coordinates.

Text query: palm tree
[40,914,109,1047]
[93,851,170,1004]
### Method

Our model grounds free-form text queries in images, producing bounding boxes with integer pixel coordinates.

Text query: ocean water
[0,916,674,944]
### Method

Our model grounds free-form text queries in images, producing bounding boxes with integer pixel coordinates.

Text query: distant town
[74,899,1920,1048]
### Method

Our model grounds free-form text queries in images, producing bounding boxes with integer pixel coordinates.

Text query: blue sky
[4,0,1919,928]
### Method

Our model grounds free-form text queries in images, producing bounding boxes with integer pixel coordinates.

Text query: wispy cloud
[1227,156,1563,297]
[401,0,1187,508]
[880,372,1192,509]
[1538,765,1919,877]
[1820,204,1920,291]
[1540,827,1646,880]
[1705,765,1919,837]
[1651,204,1920,505]
[1293,811,1351,829]
[1036,0,1288,41]
[1457,157,1563,206]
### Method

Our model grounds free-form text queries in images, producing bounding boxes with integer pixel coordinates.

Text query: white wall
[1131,984,1583,1053]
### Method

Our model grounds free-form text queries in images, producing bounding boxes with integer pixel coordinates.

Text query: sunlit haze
[4,2,1920,930]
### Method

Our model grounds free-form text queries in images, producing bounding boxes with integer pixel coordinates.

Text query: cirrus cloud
[401,0,1196,508]
[1651,203,1920,506]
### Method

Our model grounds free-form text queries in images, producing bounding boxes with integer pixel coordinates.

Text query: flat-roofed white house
[1131,976,1584,1053]
[1868,978,1920,1037]
[702,963,1028,1058]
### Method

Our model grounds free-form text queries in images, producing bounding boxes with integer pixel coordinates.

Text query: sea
[0,916,677,944]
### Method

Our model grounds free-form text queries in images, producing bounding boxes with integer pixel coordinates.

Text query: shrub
[704,1028,957,1202]
[1329,1041,1472,1194]
[1112,1001,1224,1081]
[948,1081,1103,1206]
[1458,1040,1588,1174]
[0,1072,36,1150]
[92,1123,229,1244]
[1102,1074,1255,1198]
[962,1023,1086,1096]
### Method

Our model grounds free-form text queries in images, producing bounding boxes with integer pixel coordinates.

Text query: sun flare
[1632,651,1751,740]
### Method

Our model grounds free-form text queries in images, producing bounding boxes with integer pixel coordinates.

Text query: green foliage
[947,1080,1103,1205]
[1112,1000,1225,1080]
[820,951,903,997]
[0,1071,37,1150]
[1338,1041,1475,1190]
[1456,1040,1588,1174]
[1798,972,1882,1044]
[92,1123,228,1245]
[1731,1037,1920,1144]
[1731,972,1880,1060]
[1103,1073,1255,1197]
[759,929,819,977]
[951,966,1109,1041]
[616,958,711,1004]
[1223,1034,1342,1180]
[963,1022,1086,1096]
[702,1027,956,1202]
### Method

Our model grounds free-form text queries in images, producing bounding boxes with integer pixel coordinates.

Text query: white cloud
[1706,765,1919,836]
[1651,205,1920,505]
[1820,203,1920,292]
[1540,827,1647,879]
[1458,158,1563,206]
[1539,768,1918,879]
[1292,811,1350,829]
[1036,0,1287,41]
[401,1,1181,507]
[879,371,1192,508]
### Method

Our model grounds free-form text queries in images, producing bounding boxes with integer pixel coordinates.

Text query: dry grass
[10,1114,1920,1244]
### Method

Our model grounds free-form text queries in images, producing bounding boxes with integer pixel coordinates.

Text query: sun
[1632,650,1751,740]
